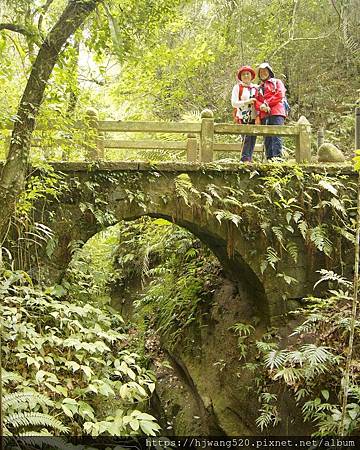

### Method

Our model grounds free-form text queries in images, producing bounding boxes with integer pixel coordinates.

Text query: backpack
[283,96,291,117]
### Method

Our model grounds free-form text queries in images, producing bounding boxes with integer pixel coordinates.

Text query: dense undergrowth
[245,272,360,435]
[0,266,159,437]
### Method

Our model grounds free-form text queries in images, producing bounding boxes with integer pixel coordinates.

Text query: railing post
[200,109,214,162]
[317,127,324,149]
[356,107,360,151]
[85,107,104,160]
[296,116,312,163]
[186,133,198,162]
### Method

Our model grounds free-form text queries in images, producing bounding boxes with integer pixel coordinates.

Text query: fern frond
[271,226,284,245]
[301,344,334,365]
[1,370,23,385]
[294,388,310,403]
[259,392,277,403]
[5,412,69,434]
[264,350,288,370]
[289,313,325,336]
[3,392,54,410]
[286,350,305,365]
[231,322,254,336]
[273,367,303,385]
[292,210,303,223]
[310,226,332,256]
[256,340,278,353]
[206,184,221,200]
[266,247,280,269]
[302,399,334,422]
[314,269,352,289]
[304,362,331,378]
[298,220,308,239]
[286,241,298,263]
[256,404,280,431]
[318,179,338,196]
[214,210,242,227]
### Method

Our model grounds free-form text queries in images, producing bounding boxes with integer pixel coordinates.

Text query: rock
[317,142,345,163]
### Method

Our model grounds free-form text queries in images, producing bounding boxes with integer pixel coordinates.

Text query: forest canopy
[0,0,359,136]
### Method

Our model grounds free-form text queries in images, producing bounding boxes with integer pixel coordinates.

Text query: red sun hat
[237,65,256,81]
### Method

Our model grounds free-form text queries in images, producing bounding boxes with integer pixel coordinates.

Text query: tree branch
[269,30,336,58]
[289,0,299,40]
[0,22,42,48]
[0,23,34,38]
[0,0,102,241]
[330,0,342,25]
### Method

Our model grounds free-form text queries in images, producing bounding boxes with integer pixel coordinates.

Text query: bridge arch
[34,163,319,319]
[44,199,270,319]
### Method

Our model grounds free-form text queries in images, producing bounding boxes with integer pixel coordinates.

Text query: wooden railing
[0,108,312,163]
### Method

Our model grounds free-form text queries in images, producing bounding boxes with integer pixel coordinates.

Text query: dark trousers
[240,120,256,162]
[261,115,284,159]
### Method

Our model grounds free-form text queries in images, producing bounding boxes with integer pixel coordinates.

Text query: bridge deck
[8,161,352,174]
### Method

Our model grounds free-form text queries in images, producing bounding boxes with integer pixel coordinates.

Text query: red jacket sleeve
[266,80,286,107]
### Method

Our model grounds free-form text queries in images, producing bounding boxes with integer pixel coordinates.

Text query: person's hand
[249,98,256,104]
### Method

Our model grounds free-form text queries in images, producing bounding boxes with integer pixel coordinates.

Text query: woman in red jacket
[255,62,286,160]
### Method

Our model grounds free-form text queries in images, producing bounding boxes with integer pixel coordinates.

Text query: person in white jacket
[231,65,258,162]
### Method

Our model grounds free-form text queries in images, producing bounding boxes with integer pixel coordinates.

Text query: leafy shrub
[1,268,160,436]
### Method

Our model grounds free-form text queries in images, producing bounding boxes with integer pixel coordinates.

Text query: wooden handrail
[0,109,312,163]
[98,121,201,134]
[0,121,302,136]
[214,123,300,136]
[103,139,187,150]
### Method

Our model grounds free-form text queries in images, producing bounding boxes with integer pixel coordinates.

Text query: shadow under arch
[125,211,270,320]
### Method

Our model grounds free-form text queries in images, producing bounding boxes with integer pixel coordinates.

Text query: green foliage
[256,393,280,431]
[166,165,356,286]
[256,271,360,435]
[0,268,158,436]
[66,224,121,303]
[230,322,255,359]
[110,217,221,348]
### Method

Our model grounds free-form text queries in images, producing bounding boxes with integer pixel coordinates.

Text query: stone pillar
[85,107,104,160]
[186,133,198,162]
[200,109,214,162]
[296,116,312,163]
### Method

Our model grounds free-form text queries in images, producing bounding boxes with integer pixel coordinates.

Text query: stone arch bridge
[31,161,354,320]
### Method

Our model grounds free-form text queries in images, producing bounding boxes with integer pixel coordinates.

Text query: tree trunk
[0,0,100,242]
